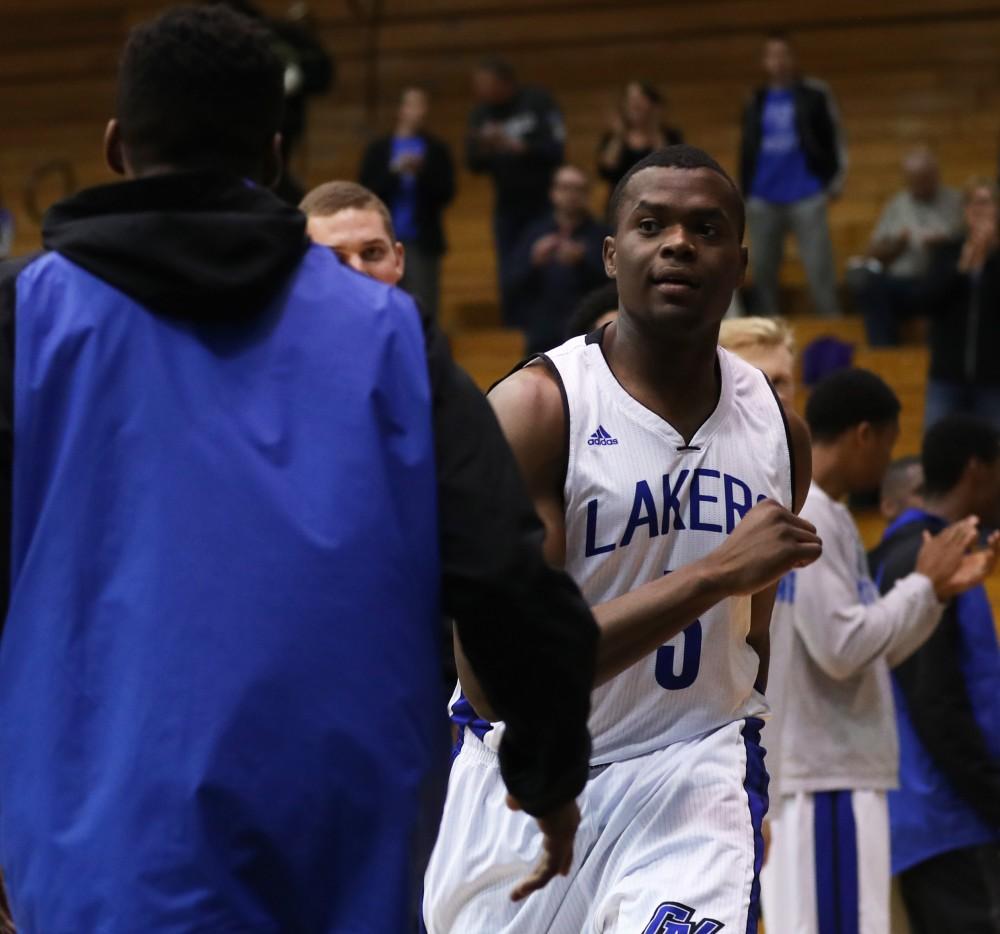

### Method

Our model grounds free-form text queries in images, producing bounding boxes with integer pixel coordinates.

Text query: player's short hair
[880,454,922,505]
[922,415,1000,496]
[566,281,618,338]
[607,144,745,238]
[805,368,901,442]
[718,316,795,356]
[116,4,284,175]
[299,181,396,241]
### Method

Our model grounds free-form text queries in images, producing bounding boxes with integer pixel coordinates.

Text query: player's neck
[604,319,721,444]
[921,491,969,525]
[811,444,849,501]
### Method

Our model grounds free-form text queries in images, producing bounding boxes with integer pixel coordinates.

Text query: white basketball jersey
[455,331,793,764]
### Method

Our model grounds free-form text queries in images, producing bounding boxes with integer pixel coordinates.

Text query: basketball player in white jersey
[424,145,821,932]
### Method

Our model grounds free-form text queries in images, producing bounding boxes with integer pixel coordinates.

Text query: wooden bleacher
[2,2,998,604]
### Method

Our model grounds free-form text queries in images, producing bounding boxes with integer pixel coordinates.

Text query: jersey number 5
[655,619,702,690]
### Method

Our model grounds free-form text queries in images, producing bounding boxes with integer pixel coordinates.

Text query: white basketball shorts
[760,789,890,934]
[423,717,768,933]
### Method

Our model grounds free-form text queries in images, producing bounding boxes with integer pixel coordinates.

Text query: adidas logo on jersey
[588,425,619,446]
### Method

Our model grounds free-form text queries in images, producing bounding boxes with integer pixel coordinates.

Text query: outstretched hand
[507,795,579,902]
[925,525,1000,600]
[713,499,822,596]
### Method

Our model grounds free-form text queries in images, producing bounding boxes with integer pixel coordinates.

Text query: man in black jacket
[870,416,1000,933]
[740,31,845,317]
[359,86,455,320]
[922,179,1000,430]
[0,6,596,929]
[466,59,565,325]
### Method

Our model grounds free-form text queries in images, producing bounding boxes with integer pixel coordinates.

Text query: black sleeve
[595,132,620,183]
[922,239,966,313]
[358,139,399,206]
[501,223,541,299]
[420,138,456,208]
[877,529,1000,827]
[423,312,596,817]
[0,259,23,634]
[465,107,492,174]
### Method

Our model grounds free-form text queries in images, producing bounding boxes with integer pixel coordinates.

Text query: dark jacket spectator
[505,166,609,353]
[922,180,1000,428]
[740,78,843,196]
[360,87,455,318]
[466,60,565,325]
[359,92,455,258]
[597,81,683,193]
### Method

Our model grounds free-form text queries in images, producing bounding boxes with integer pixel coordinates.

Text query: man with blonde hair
[719,315,796,408]
[300,180,405,286]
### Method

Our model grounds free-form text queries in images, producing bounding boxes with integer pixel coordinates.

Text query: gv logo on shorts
[642,901,724,934]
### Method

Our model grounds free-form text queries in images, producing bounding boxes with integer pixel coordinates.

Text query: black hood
[43,172,309,321]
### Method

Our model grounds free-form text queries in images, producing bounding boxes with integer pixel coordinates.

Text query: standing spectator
[740,31,845,317]
[761,368,997,934]
[870,415,1000,934]
[596,82,683,195]
[466,59,565,325]
[359,86,455,319]
[847,148,962,346]
[922,178,1000,429]
[505,165,608,352]
[877,455,925,524]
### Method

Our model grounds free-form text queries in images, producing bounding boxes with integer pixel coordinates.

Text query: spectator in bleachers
[922,178,1000,429]
[0,187,12,261]
[847,148,962,346]
[504,165,608,353]
[359,86,455,320]
[869,415,1000,934]
[596,82,683,196]
[466,59,565,326]
[740,31,845,318]
[566,281,618,339]
[300,181,404,286]
[718,315,796,408]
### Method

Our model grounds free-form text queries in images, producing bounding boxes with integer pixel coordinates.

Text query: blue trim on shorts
[742,717,769,934]
[814,791,859,934]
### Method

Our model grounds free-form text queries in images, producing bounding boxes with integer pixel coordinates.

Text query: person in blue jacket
[0,6,601,931]
[870,414,1000,933]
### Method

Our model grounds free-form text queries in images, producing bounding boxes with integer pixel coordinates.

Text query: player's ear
[394,241,406,282]
[104,119,127,177]
[603,234,617,278]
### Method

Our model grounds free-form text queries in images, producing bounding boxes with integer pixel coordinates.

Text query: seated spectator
[359,86,455,319]
[846,148,962,346]
[505,165,608,353]
[596,82,683,196]
[565,281,618,339]
[300,181,404,286]
[718,315,796,408]
[922,178,1000,429]
[869,415,1000,934]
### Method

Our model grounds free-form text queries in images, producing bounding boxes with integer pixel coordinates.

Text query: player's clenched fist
[713,498,823,595]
